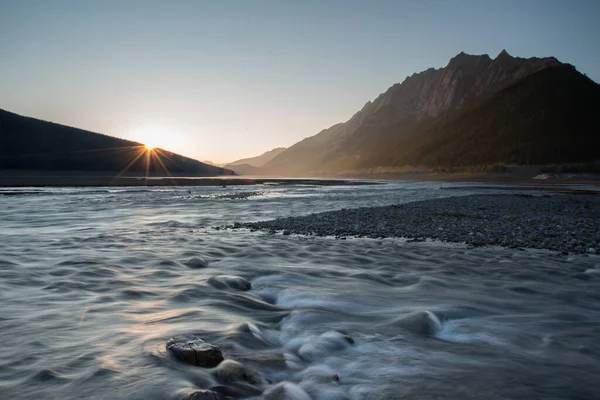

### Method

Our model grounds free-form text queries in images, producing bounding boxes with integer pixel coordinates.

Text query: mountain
[365,65,600,167]
[225,147,286,175]
[223,163,261,176]
[227,147,286,167]
[0,108,234,176]
[261,51,600,176]
[202,160,222,167]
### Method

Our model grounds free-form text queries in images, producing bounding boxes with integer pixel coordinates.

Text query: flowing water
[1,182,599,400]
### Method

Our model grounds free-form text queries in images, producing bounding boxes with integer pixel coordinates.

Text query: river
[1,182,599,399]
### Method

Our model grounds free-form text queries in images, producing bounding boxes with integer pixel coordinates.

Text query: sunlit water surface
[1,182,599,400]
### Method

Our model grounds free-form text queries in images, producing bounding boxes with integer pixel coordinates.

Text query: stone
[389,311,442,335]
[184,390,224,400]
[263,382,312,400]
[211,383,263,398]
[213,359,263,386]
[341,334,355,345]
[296,332,355,362]
[207,275,252,291]
[166,335,224,368]
[185,257,209,269]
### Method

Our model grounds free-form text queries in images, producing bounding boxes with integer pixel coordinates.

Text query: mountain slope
[363,65,600,168]
[0,109,234,176]
[262,51,597,176]
[223,163,261,175]
[225,147,287,175]
[227,147,286,167]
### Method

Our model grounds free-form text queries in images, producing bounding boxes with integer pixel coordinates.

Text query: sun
[129,126,172,152]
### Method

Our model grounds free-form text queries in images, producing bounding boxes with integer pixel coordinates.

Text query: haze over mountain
[0,109,234,176]
[225,147,286,175]
[257,51,599,176]
[228,147,286,167]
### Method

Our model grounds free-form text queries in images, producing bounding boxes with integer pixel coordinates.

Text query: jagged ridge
[261,50,596,175]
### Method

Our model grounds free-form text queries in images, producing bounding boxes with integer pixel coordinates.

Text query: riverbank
[2,166,600,187]
[0,174,376,187]
[236,193,600,254]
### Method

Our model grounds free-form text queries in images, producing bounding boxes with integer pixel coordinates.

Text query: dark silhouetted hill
[260,51,599,176]
[0,109,234,176]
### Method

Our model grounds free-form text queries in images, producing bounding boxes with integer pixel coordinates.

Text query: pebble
[234,194,600,254]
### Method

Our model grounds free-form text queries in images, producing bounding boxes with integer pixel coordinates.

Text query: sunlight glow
[128,126,174,153]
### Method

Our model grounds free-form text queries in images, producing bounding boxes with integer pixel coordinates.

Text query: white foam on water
[266,312,437,400]
[434,318,507,345]
[425,310,443,332]
[263,381,313,400]
[276,289,348,311]
[584,266,600,275]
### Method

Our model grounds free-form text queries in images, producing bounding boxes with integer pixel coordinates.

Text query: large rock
[166,335,224,367]
[207,275,252,291]
[390,311,442,335]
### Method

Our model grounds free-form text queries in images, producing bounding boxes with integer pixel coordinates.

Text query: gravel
[233,194,600,254]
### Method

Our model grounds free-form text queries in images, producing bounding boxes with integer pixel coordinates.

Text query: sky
[1,0,599,164]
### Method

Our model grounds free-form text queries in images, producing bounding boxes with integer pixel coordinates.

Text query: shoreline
[0,175,379,188]
[2,163,600,188]
[235,193,600,255]
[1,174,600,188]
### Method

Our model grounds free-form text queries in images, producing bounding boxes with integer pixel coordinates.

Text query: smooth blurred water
[1,182,599,400]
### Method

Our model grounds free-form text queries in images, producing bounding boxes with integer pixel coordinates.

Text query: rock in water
[173,389,225,400]
[184,390,224,400]
[207,275,252,291]
[390,311,442,335]
[213,359,263,386]
[263,382,312,400]
[297,331,355,362]
[185,257,209,269]
[166,335,224,367]
[210,384,262,398]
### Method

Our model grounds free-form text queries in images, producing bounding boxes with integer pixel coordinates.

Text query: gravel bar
[235,194,600,254]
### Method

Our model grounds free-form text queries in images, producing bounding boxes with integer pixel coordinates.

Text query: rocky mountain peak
[367,50,565,121]
[261,50,582,175]
[495,49,512,60]
[447,51,492,69]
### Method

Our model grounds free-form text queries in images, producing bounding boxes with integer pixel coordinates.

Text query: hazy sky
[1,0,599,163]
